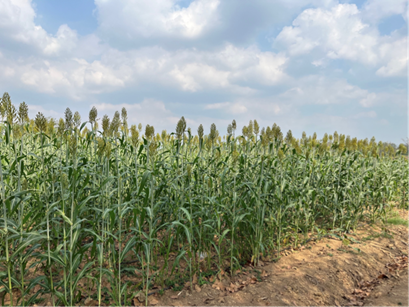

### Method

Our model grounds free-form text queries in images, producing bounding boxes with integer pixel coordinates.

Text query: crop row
[0,101,407,306]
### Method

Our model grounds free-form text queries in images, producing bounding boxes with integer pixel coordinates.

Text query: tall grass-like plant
[0,133,13,306]
[0,98,407,306]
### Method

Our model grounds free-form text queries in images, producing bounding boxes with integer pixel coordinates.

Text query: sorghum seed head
[18,102,29,123]
[232,119,236,130]
[65,108,73,130]
[35,112,47,132]
[102,115,110,136]
[197,124,204,139]
[89,106,98,124]
[73,111,81,128]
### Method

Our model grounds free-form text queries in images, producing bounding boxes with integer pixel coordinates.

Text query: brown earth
[1,209,408,307]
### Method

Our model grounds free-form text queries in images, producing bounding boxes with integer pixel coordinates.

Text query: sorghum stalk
[0,151,13,306]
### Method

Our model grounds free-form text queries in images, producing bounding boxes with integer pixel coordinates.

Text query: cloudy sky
[0,0,407,143]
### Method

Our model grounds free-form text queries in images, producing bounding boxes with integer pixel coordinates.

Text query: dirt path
[144,217,408,306]
[365,269,408,306]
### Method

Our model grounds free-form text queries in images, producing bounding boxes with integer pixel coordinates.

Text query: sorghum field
[0,94,408,306]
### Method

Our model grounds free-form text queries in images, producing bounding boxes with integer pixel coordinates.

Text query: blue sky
[0,0,407,143]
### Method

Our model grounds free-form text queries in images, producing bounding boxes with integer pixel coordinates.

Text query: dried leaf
[149,297,159,305]
[132,297,143,307]
[211,281,225,291]
[227,282,239,293]
[84,297,92,305]
[84,297,98,306]
[137,293,146,303]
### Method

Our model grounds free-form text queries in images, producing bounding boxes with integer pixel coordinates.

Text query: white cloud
[276,4,378,63]
[205,97,283,123]
[169,63,230,92]
[376,37,407,77]
[168,0,220,37]
[20,62,71,94]
[95,0,220,41]
[0,56,132,99]
[230,52,288,86]
[0,43,288,98]
[275,3,407,77]
[359,93,377,107]
[361,0,408,22]
[204,102,248,114]
[0,0,79,56]
[353,110,377,118]
[312,59,326,67]
[204,102,228,110]
[41,24,78,56]
[167,46,287,93]
[279,75,378,106]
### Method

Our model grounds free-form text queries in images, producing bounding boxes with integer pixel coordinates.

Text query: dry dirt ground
[1,209,408,307]
[142,210,409,307]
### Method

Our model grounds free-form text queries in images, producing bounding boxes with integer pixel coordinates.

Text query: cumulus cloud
[279,76,379,106]
[93,0,344,50]
[0,0,287,98]
[353,110,377,118]
[276,4,378,62]
[0,56,132,99]
[376,36,407,77]
[95,0,220,42]
[0,43,289,99]
[204,102,248,114]
[0,0,79,56]
[275,3,407,77]
[170,63,230,92]
[361,0,408,22]
[167,45,288,92]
